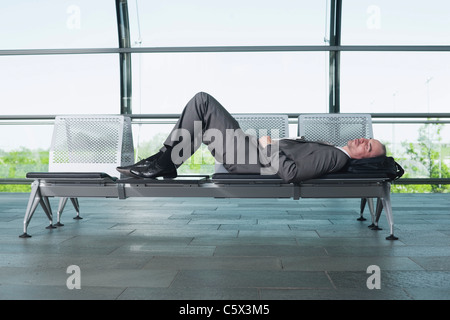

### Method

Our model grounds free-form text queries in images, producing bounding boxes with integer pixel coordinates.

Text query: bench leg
[358,198,367,221]
[368,198,383,231]
[367,198,375,225]
[373,198,383,230]
[55,197,68,226]
[71,198,82,219]
[359,198,375,224]
[54,197,81,225]
[20,181,40,238]
[42,196,56,230]
[380,182,398,240]
[20,180,55,238]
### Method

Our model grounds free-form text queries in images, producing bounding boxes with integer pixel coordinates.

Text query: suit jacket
[259,138,350,183]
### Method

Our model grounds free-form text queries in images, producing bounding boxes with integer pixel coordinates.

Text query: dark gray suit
[162,92,349,183]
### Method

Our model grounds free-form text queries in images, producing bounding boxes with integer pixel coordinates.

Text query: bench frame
[21,173,396,240]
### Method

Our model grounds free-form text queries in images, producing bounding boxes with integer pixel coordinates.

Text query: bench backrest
[49,115,134,177]
[298,114,373,147]
[234,114,289,139]
[215,114,289,173]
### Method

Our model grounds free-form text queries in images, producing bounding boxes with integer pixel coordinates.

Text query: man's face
[346,138,384,159]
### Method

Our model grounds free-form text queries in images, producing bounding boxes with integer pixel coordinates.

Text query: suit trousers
[161,92,264,174]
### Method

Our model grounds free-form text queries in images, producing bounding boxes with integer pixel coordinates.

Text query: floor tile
[0,192,449,300]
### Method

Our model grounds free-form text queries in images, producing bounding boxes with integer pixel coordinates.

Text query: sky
[0,0,449,152]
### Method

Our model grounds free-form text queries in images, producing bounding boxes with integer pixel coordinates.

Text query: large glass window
[0,0,118,49]
[128,1,330,115]
[0,54,120,115]
[132,52,329,114]
[128,0,328,47]
[341,51,450,185]
[1,0,449,190]
[340,52,450,114]
[341,0,450,45]
[0,124,53,152]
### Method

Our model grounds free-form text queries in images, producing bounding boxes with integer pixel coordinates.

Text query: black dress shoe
[116,152,160,177]
[116,152,162,173]
[116,152,177,179]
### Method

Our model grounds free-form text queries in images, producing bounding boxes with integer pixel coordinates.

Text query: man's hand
[259,136,272,148]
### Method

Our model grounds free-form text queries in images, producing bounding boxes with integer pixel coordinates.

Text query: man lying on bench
[117,92,386,183]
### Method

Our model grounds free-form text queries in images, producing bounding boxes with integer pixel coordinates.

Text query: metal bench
[21,114,398,240]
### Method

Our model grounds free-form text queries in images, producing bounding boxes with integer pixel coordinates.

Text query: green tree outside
[0,148,49,192]
[390,122,450,193]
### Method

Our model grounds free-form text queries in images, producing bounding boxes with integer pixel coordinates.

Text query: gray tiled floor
[0,192,449,300]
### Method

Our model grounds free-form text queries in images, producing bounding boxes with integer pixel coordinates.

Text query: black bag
[345,156,405,180]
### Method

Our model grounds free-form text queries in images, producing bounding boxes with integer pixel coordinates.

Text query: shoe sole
[116,167,177,179]
[161,172,177,179]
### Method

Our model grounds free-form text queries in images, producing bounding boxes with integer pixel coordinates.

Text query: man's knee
[194,91,209,101]
[192,92,215,114]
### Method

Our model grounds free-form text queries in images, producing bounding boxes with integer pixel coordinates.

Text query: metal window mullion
[329,0,342,114]
[116,0,132,115]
